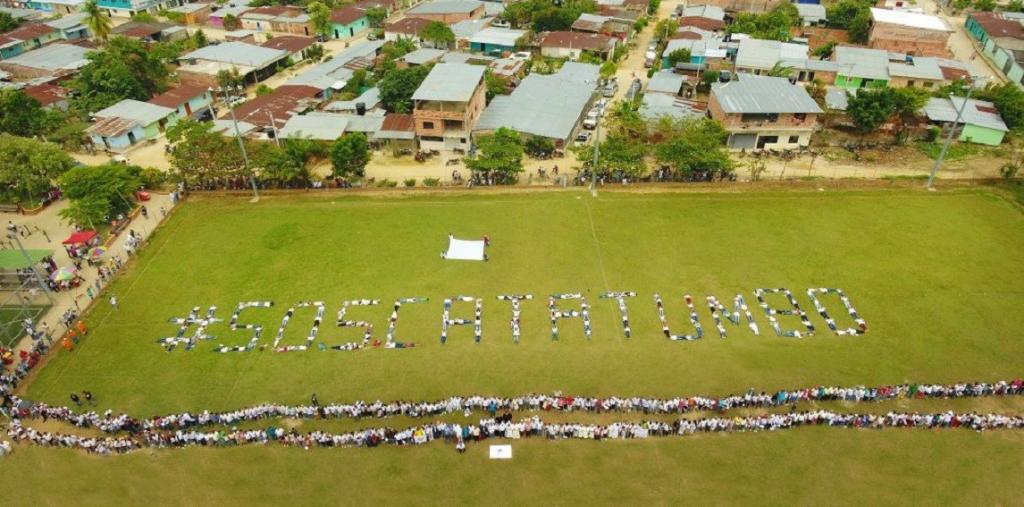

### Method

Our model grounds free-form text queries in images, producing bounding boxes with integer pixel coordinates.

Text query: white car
[583,110,600,129]
[510,51,531,61]
[492,19,511,28]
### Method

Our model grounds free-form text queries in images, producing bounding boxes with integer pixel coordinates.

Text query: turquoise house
[330,6,368,39]
[964,12,1024,88]
[469,28,526,55]
[86,99,178,151]
[922,97,1008,146]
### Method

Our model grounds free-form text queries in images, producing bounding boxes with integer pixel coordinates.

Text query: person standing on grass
[69,393,81,407]
[83,391,95,406]
[311,393,319,407]
[141,206,148,219]
[76,320,87,336]
[109,295,119,311]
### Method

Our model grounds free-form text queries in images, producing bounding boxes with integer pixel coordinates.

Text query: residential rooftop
[712,74,822,114]
[412,62,485,102]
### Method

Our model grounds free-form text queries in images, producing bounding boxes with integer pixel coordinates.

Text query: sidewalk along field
[21,188,1024,416]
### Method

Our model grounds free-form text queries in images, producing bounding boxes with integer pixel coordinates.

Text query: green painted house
[922,97,1008,146]
[330,6,369,39]
[964,12,1024,88]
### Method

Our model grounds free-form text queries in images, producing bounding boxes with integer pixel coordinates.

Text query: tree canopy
[69,37,170,112]
[58,163,142,227]
[84,0,112,41]
[845,87,929,134]
[500,0,597,31]
[826,0,874,43]
[419,21,455,48]
[378,65,431,113]
[976,83,1024,133]
[728,3,801,41]
[0,135,76,205]
[465,127,524,184]
[166,120,249,184]
[652,117,734,181]
[308,1,333,37]
[0,12,21,33]
[0,90,60,138]
[330,133,370,178]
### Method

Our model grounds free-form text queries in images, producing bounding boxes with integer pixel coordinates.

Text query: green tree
[846,88,896,133]
[465,127,524,184]
[60,194,110,229]
[1009,0,1024,12]
[308,1,333,38]
[166,120,249,184]
[193,29,209,48]
[255,84,274,96]
[572,133,648,177]
[976,83,1024,132]
[0,135,76,204]
[366,6,387,27]
[525,136,555,158]
[826,0,869,29]
[666,48,691,67]
[131,11,158,22]
[216,67,246,90]
[653,117,733,180]
[305,43,325,62]
[728,3,800,41]
[0,90,59,138]
[378,65,431,113]
[484,70,509,101]
[84,0,112,41]
[599,60,618,79]
[653,18,678,40]
[0,12,21,32]
[419,20,455,49]
[255,144,310,187]
[767,62,794,77]
[606,100,647,138]
[848,9,872,44]
[223,13,241,30]
[812,41,837,59]
[57,163,142,226]
[330,133,370,178]
[70,37,170,112]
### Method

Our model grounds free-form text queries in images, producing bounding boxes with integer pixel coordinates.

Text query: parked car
[366,30,380,41]
[644,50,657,68]
[491,18,511,28]
[595,98,608,112]
[575,131,592,144]
[510,51,531,61]
[601,80,618,98]
[583,110,600,129]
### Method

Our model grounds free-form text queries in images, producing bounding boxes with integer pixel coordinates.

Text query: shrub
[403,178,416,187]
[423,177,441,187]
[138,167,167,189]
[375,178,398,188]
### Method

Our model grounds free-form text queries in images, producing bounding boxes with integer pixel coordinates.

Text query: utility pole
[217,86,261,202]
[8,232,55,306]
[927,78,985,190]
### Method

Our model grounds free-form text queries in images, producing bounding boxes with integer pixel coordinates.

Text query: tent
[62,230,97,245]
[443,236,486,261]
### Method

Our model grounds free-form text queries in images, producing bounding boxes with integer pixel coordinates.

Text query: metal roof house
[922,97,1008,146]
[0,43,90,78]
[709,74,822,151]
[474,61,599,147]
[86,99,178,151]
[177,41,290,87]
[412,62,487,150]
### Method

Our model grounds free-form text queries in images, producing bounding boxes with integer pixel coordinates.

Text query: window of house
[794,113,807,121]
[923,82,933,88]
[907,80,915,87]
[423,121,434,129]
[788,135,799,144]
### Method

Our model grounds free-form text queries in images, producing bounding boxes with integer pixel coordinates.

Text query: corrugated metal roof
[286,40,384,89]
[735,38,808,70]
[451,17,490,38]
[94,99,175,125]
[408,0,483,15]
[640,93,704,120]
[796,3,826,22]
[85,116,138,137]
[887,57,943,80]
[922,97,1008,132]
[474,62,598,141]
[870,8,950,31]
[278,112,349,140]
[711,74,822,114]
[469,27,526,47]
[680,4,724,20]
[646,71,684,95]
[2,43,89,71]
[825,87,848,111]
[402,47,446,65]
[834,45,891,80]
[323,86,382,111]
[412,63,484,102]
[182,41,288,68]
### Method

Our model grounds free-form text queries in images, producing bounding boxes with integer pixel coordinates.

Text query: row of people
[8,410,1024,456]
[5,379,1023,433]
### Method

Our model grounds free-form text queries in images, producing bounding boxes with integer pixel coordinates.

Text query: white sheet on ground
[445,237,486,261]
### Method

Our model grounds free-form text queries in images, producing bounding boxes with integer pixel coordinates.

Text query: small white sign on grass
[489,444,513,460]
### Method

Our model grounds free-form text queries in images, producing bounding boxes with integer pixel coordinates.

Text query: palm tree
[84,0,112,42]
[766,62,794,78]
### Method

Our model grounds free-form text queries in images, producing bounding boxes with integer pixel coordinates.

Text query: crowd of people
[5,410,1023,456]
[441,297,483,344]
[548,293,592,340]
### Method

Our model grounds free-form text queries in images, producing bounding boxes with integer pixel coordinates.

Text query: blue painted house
[329,6,368,39]
[469,27,525,54]
[86,99,178,151]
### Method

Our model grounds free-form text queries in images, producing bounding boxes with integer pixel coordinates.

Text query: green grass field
[6,187,1024,505]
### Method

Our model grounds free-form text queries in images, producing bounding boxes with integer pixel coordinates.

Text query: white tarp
[489,445,513,459]
[444,236,486,261]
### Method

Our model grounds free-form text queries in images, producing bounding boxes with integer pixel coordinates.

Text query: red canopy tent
[62,230,98,245]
